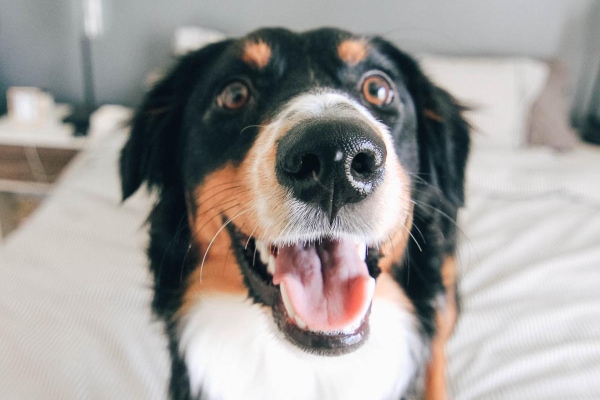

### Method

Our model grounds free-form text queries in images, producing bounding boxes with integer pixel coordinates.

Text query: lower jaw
[226,222,377,355]
[273,300,370,355]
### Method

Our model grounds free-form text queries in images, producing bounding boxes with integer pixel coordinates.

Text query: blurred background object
[0,0,598,142]
[61,0,104,136]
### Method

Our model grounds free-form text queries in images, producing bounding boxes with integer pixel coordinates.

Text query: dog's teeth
[294,315,307,330]
[281,287,307,329]
[281,286,307,329]
[267,255,276,275]
[356,242,367,261]
[280,285,296,319]
[256,240,269,265]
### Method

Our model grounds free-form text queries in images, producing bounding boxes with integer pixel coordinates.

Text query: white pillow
[417,55,549,149]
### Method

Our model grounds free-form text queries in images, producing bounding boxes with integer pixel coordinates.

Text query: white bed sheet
[1,130,599,399]
[0,132,167,399]
[449,145,600,399]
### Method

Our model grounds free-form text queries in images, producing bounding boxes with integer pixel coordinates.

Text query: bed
[1,56,599,399]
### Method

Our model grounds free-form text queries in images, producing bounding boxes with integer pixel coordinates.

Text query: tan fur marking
[425,256,458,400]
[373,271,414,312]
[424,109,444,123]
[372,164,414,311]
[425,339,449,400]
[181,164,254,314]
[338,39,370,66]
[242,40,272,69]
[147,105,172,117]
[379,165,413,273]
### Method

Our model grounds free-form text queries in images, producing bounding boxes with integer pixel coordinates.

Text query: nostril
[350,151,380,179]
[285,153,320,180]
[276,118,388,217]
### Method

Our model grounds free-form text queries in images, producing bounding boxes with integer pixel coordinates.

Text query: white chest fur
[178,295,424,400]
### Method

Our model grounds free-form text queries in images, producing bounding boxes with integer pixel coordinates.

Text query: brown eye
[217,81,250,110]
[361,73,394,106]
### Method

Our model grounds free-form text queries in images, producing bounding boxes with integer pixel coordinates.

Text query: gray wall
[0,1,84,112]
[0,0,596,115]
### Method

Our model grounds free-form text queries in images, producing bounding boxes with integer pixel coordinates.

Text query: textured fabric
[449,144,600,399]
[1,130,599,399]
[0,132,168,399]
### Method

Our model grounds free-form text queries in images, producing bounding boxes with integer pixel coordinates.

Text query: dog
[120,27,469,400]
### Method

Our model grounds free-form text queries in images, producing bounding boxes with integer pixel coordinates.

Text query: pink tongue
[272,239,374,332]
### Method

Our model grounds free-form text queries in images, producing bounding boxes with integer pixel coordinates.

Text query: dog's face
[181,28,421,352]
[121,27,469,398]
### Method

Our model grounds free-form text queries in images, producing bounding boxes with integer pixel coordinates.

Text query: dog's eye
[217,81,250,110]
[361,73,394,107]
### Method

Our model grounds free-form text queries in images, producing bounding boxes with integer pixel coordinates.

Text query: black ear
[417,85,470,207]
[120,40,232,200]
[373,38,470,207]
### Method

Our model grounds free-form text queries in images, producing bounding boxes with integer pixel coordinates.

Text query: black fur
[121,27,469,399]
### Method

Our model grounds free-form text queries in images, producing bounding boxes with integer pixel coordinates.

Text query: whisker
[397,215,423,252]
[198,184,242,202]
[194,203,243,234]
[405,172,430,186]
[411,221,426,245]
[240,124,265,135]
[409,198,470,243]
[409,199,454,223]
[222,245,233,275]
[156,211,188,283]
[245,225,259,249]
[199,209,250,279]
[196,185,250,210]
[195,197,240,219]
[180,242,193,283]
[197,181,242,197]
[384,231,396,259]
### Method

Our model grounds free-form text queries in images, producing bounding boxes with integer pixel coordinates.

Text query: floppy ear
[373,39,470,207]
[417,85,470,207]
[120,40,232,200]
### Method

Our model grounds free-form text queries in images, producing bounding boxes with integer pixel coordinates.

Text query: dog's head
[121,28,469,356]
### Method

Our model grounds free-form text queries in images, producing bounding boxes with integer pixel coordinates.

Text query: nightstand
[0,105,87,240]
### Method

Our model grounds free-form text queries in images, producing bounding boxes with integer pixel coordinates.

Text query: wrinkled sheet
[0,132,167,399]
[449,144,600,399]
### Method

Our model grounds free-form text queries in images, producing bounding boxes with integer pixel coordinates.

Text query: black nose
[276,118,386,222]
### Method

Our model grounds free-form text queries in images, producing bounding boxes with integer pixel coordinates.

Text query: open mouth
[227,223,382,355]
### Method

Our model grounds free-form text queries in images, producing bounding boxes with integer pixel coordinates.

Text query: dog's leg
[424,256,458,400]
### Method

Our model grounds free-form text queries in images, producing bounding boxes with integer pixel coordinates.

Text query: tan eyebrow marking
[424,109,444,123]
[241,40,272,69]
[338,38,370,66]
